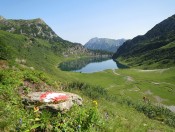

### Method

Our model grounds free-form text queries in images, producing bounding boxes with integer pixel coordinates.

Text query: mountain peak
[0,17,63,42]
[33,18,45,24]
[85,38,126,53]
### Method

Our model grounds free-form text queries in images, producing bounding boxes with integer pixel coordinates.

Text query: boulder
[21,92,83,111]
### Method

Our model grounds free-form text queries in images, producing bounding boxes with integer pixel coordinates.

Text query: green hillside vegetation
[1,15,175,131]
[113,14,175,69]
[0,17,109,60]
[1,64,175,131]
[0,30,101,78]
[0,69,104,131]
[1,30,175,131]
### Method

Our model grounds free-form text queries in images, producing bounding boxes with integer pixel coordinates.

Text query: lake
[59,57,127,73]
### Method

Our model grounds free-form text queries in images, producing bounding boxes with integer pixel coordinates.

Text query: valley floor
[59,66,175,107]
[54,63,175,131]
[1,58,175,131]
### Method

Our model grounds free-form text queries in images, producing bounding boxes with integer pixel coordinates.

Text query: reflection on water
[59,57,127,73]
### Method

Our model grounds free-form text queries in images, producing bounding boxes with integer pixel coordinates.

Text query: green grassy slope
[0,30,96,79]
[113,14,175,69]
[62,68,175,131]
[1,28,175,131]
[1,67,175,131]
[63,67,175,106]
[0,30,64,72]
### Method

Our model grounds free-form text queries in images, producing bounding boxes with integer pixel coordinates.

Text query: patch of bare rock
[21,92,83,112]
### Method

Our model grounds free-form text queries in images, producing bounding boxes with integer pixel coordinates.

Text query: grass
[56,67,175,105]
[62,80,175,128]
[72,68,175,105]
[0,69,103,131]
[1,30,175,131]
[99,101,175,132]
[1,64,175,131]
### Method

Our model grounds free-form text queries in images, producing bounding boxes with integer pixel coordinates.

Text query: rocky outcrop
[22,92,83,111]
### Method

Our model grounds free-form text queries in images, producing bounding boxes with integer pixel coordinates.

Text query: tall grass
[63,81,108,100]
[63,81,175,128]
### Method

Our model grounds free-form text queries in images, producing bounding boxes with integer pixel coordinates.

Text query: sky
[0,0,175,44]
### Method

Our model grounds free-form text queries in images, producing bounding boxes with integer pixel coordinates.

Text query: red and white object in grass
[40,92,68,103]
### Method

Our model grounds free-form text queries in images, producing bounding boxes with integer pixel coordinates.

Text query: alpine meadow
[0,1,175,132]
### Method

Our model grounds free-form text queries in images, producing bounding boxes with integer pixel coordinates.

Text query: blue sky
[0,0,175,44]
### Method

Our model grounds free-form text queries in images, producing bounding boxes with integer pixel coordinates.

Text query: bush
[64,81,108,99]
[119,98,175,128]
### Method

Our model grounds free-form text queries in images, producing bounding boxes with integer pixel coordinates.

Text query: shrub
[119,98,175,128]
[64,81,108,99]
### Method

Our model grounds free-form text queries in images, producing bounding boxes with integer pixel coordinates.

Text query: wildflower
[35,118,40,121]
[93,100,98,106]
[19,118,22,124]
[34,106,39,112]
[16,118,22,131]
[77,124,81,129]
[143,123,147,126]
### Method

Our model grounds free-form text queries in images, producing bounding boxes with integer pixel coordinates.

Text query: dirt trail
[144,90,153,95]
[112,69,134,82]
[152,81,175,87]
[156,103,175,113]
[154,96,166,103]
[165,106,175,112]
[112,69,120,75]
[137,68,169,73]
[126,76,134,82]
[128,86,140,92]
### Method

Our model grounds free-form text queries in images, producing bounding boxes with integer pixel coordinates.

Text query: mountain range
[113,14,175,68]
[84,37,126,53]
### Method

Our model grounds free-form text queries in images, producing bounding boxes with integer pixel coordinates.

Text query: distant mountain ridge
[84,37,126,53]
[113,14,175,68]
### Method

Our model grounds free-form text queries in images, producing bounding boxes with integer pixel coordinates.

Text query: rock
[22,92,83,112]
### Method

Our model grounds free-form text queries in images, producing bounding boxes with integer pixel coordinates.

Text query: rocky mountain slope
[113,14,175,68]
[0,16,62,42]
[84,37,125,53]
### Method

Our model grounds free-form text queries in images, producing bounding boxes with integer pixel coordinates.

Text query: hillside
[113,14,175,69]
[0,16,62,42]
[0,16,107,58]
[1,16,175,131]
[85,37,125,53]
